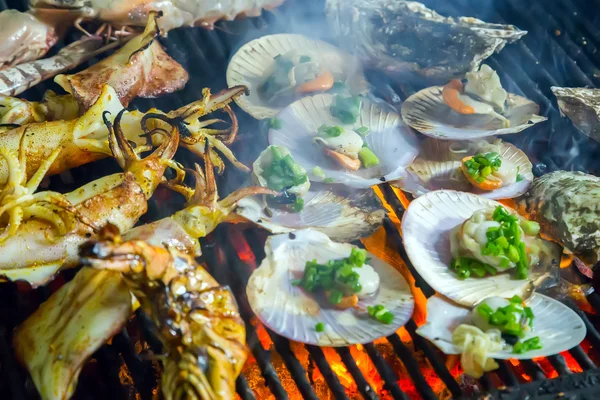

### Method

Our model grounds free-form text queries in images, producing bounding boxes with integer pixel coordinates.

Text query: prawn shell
[396,139,533,199]
[236,186,385,242]
[401,86,547,139]
[226,34,368,119]
[246,229,414,346]
[401,190,561,307]
[269,94,419,188]
[416,294,586,359]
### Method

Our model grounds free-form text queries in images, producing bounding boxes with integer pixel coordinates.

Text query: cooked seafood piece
[0,91,79,125]
[55,11,188,110]
[402,65,546,140]
[325,0,526,82]
[518,171,600,266]
[246,229,414,346]
[269,94,419,188]
[253,145,310,196]
[417,294,586,377]
[236,185,385,242]
[402,190,561,307]
[227,33,368,119]
[396,138,533,199]
[552,86,600,143]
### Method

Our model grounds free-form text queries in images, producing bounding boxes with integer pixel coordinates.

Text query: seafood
[518,171,600,266]
[227,33,368,119]
[325,0,526,82]
[552,86,600,143]
[55,11,189,110]
[0,109,179,286]
[417,294,586,377]
[401,65,547,140]
[0,91,79,125]
[13,147,273,400]
[268,93,419,188]
[401,190,561,307]
[246,229,414,346]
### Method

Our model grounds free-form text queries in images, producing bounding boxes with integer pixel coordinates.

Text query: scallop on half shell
[236,185,385,242]
[401,86,547,140]
[269,94,420,188]
[226,33,368,120]
[396,138,533,199]
[417,294,586,359]
[401,190,561,307]
[246,230,414,346]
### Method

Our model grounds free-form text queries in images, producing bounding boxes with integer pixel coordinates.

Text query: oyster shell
[269,94,419,188]
[401,86,546,139]
[401,190,561,307]
[325,0,526,82]
[552,86,600,143]
[518,171,600,266]
[396,138,533,199]
[246,230,414,346]
[417,294,586,359]
[236,185,385,242]
[226,34,368,120]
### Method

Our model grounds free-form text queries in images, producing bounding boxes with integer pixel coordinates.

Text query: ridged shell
[401,86,547,139]
[226,34,368,120]
[396,138,533,199]
[236,186,385,242]
[401,190,561,307]
[269,94,419,188]
[417,294,586,359]
[246,230,414,346]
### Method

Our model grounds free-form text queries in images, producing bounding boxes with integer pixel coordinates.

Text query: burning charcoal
[325,0,526,82]
[552,86,600,143]
[518,171,600,266]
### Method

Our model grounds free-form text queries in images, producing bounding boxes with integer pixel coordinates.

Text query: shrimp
[0,109,179,287]
[13,145,276,400]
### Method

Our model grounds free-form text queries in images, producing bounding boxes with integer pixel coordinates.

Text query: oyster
[325,0,526,82]
[269,94,419,188]
[518,171,600,266]
[401,190,561,307]
[227,34,368,119]
[236,185,385,242]
[397,138,533,199]
[246,230,414,346]
[552,86,600,143]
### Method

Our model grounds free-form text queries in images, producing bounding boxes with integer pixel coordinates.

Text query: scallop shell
[226,34,368,120]
[417,294,586,359]
[236,186,385,242]
[246,229,414,346]
[401,86,547,140]
[269,94,420,188]
[396,138,533,199]
[401,190,561,307]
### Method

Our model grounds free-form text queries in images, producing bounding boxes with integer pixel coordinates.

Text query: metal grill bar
[305,345,349,400]
[335,348,379,400]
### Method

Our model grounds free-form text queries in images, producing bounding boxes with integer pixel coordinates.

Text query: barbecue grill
[1,0,600,399]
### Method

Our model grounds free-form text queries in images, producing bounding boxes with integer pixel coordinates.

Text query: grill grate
[1,0,600,399]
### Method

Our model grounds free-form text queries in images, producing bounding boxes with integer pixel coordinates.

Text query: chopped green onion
[513,336,542,354]
[270,118,283,130]
[291,279,302,286]
[330,95,361,124]
[507,245,520,263]
[367,305,394,324]
[476,303,494,318]
[323,178,335,183]
[318,124,343,137]
[315,322,325,332]
[358,147,380,168]
[349,248,367,267]
[509,295,524,304]
[520,220,540,236]
[481,165,492,178]
[293,197,305,212]
[355,126,370,136]
[312,166,327,180]
[329,289,343,305]
[464,152,502,182]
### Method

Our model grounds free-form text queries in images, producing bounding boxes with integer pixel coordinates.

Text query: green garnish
[367,305,394,324]
[292,197,305,213]
[516,166,523,182]
[323,178,335,183]
[513,336,542,354]
[358,147,380,168]
[312,166,327,180]
[450,257,497,279]
[330,95,361,124]
[270,118,283,130]
[318,124,343,137]
[463,152,502,184]
[299,55,312,63]
[475,295,536,339]
[262,146,308,191]
[315,322,325,332]
[355,126,370,136]
[520,220,540,236]
[259,55,295,99]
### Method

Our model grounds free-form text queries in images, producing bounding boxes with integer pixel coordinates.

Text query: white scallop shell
[417,294,586,359]
[246,229,414,346]
[401,86,547,140]
[236,186,385,242]
[226,34,368,120]
[396,138,533,199]
[401,190,561,307]
[269,94,420,188]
